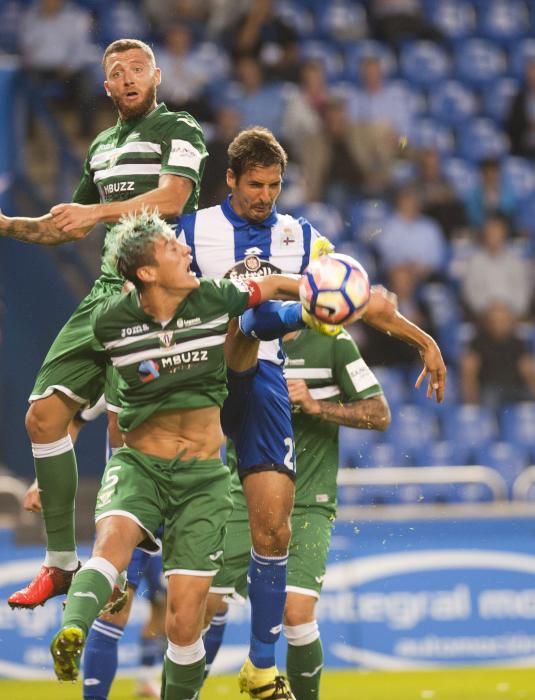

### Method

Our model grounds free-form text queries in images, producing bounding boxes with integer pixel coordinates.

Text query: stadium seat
[344,40,397,81]
[424,0,477,42]
[441,404,499,459]
[509,38,535,79]
[474,441,529,491]
[0,0,23,54]
[95,0,150,46]
[456,118,509,162]
[514,195,535,237]
[367,441,415,468]
[417,283,463,363]
[338,425,377,468]
[428,80,478,126]
[276,0,316,39]
[481,77,519,123]
[408,362,460,414]
[368,366,409,409]
[411,118,455,154]
[415,439,470,467]
[454,39,507,87]
[386,404,438,457]
[501,156,535,201]
[442,156,479,197]
[291,202,346,243]
[477,0,529,46]
[299,40,345,80]
[399,40,451,88]
[389,79,427,117]
[347,198,391,245]
[316,1,368,44]
[501,402,535,460]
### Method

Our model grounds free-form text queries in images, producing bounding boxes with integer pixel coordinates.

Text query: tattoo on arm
[1,216,83,245]
[317,396,390,431]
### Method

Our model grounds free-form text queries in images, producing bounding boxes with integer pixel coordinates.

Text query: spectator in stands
[368,0,444,52]
[142,0,208,39]
[462,158,517,230]
[360,263,435,369]
[19,0,96,139]
[459,301,535,409]
[155,23,214,122]
[505,57,535,161]
[373,182,448,283]
[346,53,414,192]
[413,146,468,239]
[299,96,365,207]
[199,105,241,208]
[461,214,532,320]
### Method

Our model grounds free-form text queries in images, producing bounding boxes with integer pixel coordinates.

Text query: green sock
[34,448,78,552]
[163,655,205,700]
[62,569,112,635]
[287,638,324,699]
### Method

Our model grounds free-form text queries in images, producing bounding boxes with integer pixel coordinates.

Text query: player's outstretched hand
[51,203,99,233]
[301,307,342,337]
[415,339,447,403]
[23,479,42,513]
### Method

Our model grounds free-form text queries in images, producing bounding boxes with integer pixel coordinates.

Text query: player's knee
[25,402,69,441]
[252,518,291,554]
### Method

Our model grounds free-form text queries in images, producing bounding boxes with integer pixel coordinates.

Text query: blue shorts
[221,359,296,480]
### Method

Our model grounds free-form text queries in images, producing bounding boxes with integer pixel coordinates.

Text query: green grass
[1,668,534,700]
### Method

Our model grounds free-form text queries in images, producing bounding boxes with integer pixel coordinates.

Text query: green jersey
[91,278,251,432]
[73,104,207,282]
[284,329,383,511]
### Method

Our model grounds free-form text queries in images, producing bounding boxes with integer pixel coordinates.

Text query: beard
[112,84,157,120]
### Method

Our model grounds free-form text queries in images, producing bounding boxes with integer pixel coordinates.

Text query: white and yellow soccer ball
[299,253,370,325]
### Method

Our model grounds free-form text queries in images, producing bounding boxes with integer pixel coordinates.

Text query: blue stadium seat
[415,440,470,467]
[424,0,477,42]
[348,198,391,245]
[501,156,535,201]
[386,404,438,457]
[95,0,150,46]
[411,118,455,154]
[344,40,397,81]
[514,195,535,237]
[368,366,408,409]
[367,442,415,468]
[409,362,460,414]
[454,39,507,87]
[299,40,344,80]
[442,404,499,459]
[441,156,479,197]
[276,0,316,39]
[400,40,451,88]
[0,0,23,54]
[290,202,346,243]
[428,80,477,126]
[501,402,535,460]
[316,1,368,44]
[477,0,529,46]
[338,426,378,467]
[481,77,519,123]
[456,118,509,162]
[389,79,427,117]
[475,441,529,491]
[509,38,535,79]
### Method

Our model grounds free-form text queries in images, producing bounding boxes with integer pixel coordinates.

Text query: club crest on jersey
[138,359,160,383]
[159,331,174,348]
[244,255,261,273]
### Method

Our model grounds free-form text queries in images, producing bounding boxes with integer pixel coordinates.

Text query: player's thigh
[210,505,250,601]
[286,507,335,599]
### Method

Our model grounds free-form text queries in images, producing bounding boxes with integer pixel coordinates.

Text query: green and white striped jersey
[284,329,383,511]
[73,104,207,282]
[91,278,250,432]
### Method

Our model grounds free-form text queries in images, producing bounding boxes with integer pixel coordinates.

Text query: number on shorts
[283,437,295,472]
[98,465,122,507]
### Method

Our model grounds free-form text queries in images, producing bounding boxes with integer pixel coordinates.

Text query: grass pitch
[1,668,534,699]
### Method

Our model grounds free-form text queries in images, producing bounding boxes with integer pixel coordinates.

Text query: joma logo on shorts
[161,350,208,367]
[103,181,135,195]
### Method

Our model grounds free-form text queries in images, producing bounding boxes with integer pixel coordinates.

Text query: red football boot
[8,562,81,609]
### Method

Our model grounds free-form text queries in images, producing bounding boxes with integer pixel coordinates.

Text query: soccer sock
[239,301,305,340]
[203,610,229,678]
[33,436,78,554]
[62,557,118,635]
[285,622,323,699]
[248,549,288,669]
[82,619,124,700]
[163,639,205,700]
[137,635,164,683]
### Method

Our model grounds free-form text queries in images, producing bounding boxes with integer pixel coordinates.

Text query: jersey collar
[221,195,278,229]
[116,102,167,130]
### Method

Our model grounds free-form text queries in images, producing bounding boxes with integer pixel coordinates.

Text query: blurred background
[2,0,535,679]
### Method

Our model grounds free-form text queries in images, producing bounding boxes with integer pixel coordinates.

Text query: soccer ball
[299,253,370,325]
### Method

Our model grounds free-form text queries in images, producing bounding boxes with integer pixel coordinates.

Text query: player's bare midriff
[124,405,224,461]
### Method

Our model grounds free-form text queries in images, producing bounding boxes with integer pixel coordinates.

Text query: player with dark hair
[0,38,208,610]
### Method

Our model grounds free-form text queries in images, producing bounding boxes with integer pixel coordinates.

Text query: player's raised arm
[0,211,90,245]
[247,274,300,305]
[363,284,447,403]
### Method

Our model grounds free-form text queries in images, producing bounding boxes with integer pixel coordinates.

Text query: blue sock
[140,635,164,667]
[203,610,228,678]
[239,301,304,340]
[248,549,288,669]
[83,619,124,700]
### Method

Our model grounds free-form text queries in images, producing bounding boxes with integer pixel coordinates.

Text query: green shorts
[95,446,233,576]
[211,500,335,600]
[30,276,123,405]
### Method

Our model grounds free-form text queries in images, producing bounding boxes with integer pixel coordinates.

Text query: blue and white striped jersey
[177,196,323,364]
